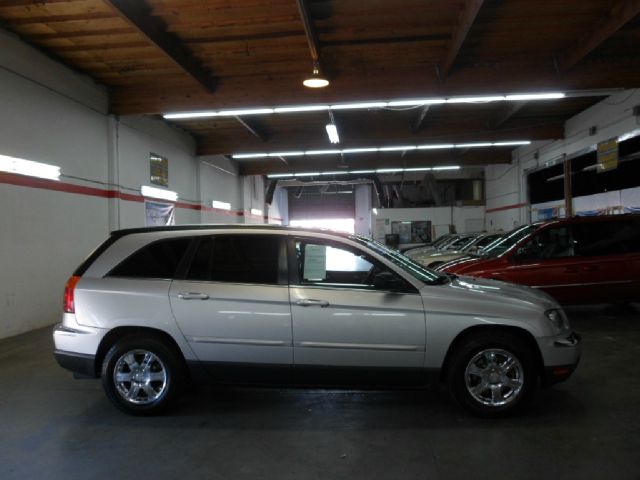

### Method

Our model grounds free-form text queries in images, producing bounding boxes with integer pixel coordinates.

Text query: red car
[437,215,640,305]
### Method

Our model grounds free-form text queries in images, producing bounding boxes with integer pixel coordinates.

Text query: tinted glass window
[517,226,575,260]
[109,238,191,279]
[186,235,280,284]
[574,219,640,256]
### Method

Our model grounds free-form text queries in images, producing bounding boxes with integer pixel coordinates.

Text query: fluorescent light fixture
[378,146,417,152]
[163,111,218,120]
[387,99,447,107]
[417,144,455,150]
[250,208,263,216]
[456,142,493,148]
[232,152,269,159]
[372,208,378,215]
[0,154,60,180]
[164,92,568,120]
[231,140,532,159]
[505,93,565,101]
[274,105,329,113]
[218,108,274,116]
[491,141,532,146]
[342,147,379,154]
[141,185,178,202]
[212,200,231,210]
[266,166,462,178]
[267,151,305,157]
[304,149,342,155]
[330,102,388,110]
[325,124,340,144]
[447,96,505,103]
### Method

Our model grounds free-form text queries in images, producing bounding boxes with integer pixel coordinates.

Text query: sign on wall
[597,138,618,173]
[150,153,169,187]
[145,201,175,226]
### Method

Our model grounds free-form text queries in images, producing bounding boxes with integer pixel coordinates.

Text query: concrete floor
[1,305,639,480]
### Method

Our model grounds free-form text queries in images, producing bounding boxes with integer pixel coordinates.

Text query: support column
[107,116,120,231]
[563,155,573,217]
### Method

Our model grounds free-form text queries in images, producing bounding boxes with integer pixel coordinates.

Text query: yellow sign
[597,138,618,173]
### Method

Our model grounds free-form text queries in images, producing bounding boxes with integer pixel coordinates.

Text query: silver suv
[53,225,581,416]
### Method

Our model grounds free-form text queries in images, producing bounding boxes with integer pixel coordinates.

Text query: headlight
[545,308,570,332]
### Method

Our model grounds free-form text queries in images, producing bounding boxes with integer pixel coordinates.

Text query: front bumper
[537,331,582,386]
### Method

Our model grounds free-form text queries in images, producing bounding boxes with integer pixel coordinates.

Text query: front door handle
[296,298,330,308]
[178,292,210,300]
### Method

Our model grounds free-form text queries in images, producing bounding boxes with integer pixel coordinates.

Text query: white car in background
[408,233,504,268]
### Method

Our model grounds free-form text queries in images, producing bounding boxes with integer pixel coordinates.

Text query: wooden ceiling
[1,0,639,174]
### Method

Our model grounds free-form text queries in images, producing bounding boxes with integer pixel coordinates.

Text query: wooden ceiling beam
[234,116,269,143]
[491,101,528,128]
[197,123,564,156]
[559,0,640,71]
[109,59,640,115]
[102,0,216,92]
[295,0,322,66]
[439,0,484,79]
[239,149,512,176]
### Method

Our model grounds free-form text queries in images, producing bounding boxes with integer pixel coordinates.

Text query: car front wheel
[101,335,183,415]
[447,332,537,417]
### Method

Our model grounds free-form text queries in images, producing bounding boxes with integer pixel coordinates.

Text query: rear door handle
[178,292,210,300]
[296,298,330,308]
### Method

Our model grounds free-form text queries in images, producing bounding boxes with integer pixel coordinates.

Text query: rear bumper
[54,349,97,378]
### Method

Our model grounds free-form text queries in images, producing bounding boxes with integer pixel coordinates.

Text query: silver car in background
[408,233,503,268]
[54,225,581,417]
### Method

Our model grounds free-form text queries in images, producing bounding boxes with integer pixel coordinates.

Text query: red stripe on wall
[485,202,528,213]
[0,171,282,221]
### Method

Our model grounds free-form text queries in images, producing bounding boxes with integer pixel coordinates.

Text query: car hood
[420,274,559,317]
[434,254,494,273]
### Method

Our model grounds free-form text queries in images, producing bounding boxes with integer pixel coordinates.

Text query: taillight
[63,276,81,313]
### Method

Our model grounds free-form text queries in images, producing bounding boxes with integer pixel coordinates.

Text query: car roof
[110,224,353,239]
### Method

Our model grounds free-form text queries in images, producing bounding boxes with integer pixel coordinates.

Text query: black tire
[101,335,184,415]
[446,332,537,417]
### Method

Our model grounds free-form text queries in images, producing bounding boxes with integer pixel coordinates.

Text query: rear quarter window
[107,237,191,279]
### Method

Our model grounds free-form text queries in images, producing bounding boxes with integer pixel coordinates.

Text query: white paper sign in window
[303,244,327,281]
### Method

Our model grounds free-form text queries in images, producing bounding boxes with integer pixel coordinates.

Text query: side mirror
[372,271,405,291]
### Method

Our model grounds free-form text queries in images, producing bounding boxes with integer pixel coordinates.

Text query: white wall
[0,29,248,339]
[199,155,244,224]
[485,89,640,230]
[243,175,266,224]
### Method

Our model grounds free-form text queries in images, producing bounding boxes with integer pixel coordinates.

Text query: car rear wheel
[101,335,184,415]
[447,332,537,417]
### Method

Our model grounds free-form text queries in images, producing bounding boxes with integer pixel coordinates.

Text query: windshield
[350,235,444,284]
[481,225,539,258]
[445,235,476,251]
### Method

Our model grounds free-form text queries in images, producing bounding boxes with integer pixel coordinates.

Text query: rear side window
[185,235,281,284]
[108,238,191,279]
[574,219,640,256]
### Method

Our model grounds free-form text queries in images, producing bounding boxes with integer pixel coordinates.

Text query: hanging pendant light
[303,62,329,88]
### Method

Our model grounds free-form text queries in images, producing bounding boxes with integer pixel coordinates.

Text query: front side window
[517,226,575,260]
[185,234,281,284]
[574,219,640,256]
[108,237,191,279]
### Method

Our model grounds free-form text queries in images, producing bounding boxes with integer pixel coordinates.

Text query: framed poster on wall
[145,201,175,226]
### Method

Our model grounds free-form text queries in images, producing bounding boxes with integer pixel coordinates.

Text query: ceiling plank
[234,116,269,142]
[102,0,216,92]
[295,0,321,64]
[560,0,640,71]
[439,0,484,79]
